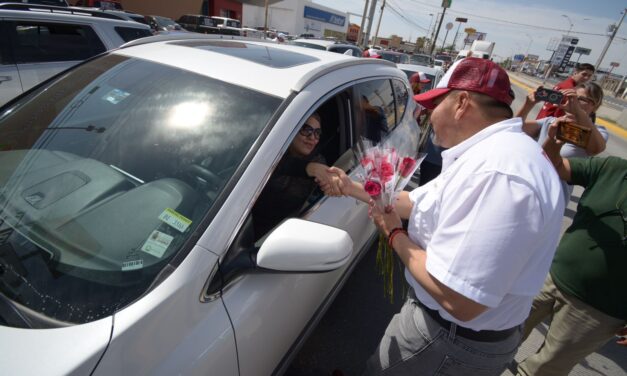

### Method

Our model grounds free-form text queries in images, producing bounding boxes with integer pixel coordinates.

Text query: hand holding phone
[556,121,591,148]
[535,87,564,105]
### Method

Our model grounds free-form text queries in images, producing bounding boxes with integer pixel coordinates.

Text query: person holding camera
[515,119,627,376]
[535,63,595,119]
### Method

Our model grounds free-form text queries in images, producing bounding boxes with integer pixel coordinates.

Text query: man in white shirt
[343,57,565,375]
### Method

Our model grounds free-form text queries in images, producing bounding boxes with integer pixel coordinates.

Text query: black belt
[416,299,520,342]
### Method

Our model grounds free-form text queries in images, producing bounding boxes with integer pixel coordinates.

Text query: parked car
[397,63,444,92]
[0,0,68,5]
[369,49,410,64]
[176,14,238,35]
[73,0,121,10]
[410,53,434,67]
[0,3,152,106]
[291,38,362,57]
[145,15,184,33]
[0,34,420,376]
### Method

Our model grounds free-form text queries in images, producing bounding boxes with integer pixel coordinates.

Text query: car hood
[0,316,112,375]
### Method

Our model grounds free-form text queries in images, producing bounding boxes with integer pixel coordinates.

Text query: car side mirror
[257,219,353,272]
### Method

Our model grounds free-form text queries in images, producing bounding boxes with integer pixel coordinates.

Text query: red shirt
[535,77,576,119]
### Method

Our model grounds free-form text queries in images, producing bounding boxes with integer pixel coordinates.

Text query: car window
[351,79,396,144]
[114,26,152,42]
[291,41,326,51]
[10,22,106,63]
[391,79,409,126]
[0,54,282,327]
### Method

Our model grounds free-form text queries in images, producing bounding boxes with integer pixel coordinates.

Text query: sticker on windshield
[122,259,143,271]
[103,88,130,105]
[141,230,174,258]
[159,208,192,233]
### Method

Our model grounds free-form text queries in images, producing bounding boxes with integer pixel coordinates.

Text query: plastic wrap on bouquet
[354,138,426,302]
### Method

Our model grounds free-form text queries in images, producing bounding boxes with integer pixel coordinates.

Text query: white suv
[0,3,151,105]
[0,34,420,376]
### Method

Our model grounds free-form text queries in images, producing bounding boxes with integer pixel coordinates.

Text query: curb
[508,75,627,141]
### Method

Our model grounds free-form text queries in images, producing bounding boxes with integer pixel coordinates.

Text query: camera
[535,88,564,105]
[556,121,591,148]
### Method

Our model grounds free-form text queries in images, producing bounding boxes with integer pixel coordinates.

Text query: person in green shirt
[516,119,627,376]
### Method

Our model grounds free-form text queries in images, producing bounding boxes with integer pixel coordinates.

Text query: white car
[291,38,363,57]
[397,63,445,91]
[0,3,152,106]
[0,34,420,375]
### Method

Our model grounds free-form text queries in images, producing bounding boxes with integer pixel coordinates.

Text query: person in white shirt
[332,57,565,375]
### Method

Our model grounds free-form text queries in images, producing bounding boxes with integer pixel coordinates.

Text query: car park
[0,34,421,376]
[210,16,241,36]
[291,38,362,57]
[73,0,122,10]
[144,15,185,33]
[176,14,238,35]
[0,3,152,106]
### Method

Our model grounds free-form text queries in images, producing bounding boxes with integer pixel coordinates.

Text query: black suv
[177,14,239,36]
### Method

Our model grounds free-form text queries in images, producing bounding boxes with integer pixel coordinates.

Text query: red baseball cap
[413,57,514,109]
[409,72,431,84]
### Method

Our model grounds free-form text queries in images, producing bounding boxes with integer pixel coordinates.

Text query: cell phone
[535,88,564,105]
[556,122,591,148]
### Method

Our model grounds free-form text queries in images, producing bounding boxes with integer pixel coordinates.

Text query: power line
[406,0,625,38]
[386,0,429,32]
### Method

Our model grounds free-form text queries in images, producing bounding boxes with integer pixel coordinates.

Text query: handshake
[306,162,354,198]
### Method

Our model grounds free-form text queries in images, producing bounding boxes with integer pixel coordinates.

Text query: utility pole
[263,0,269,39]
[373,0,386,48]
[595,8,626,71]
[429,0,450,56]
[358,0,370,47]
[363,0,378,48]
[451,17,467,52]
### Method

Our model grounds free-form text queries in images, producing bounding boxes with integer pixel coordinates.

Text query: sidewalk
[507,71,627,136]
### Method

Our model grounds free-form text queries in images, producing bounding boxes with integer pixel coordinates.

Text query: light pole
[426,13,434,52]
[595,8,627,71]
[561,14,573,35]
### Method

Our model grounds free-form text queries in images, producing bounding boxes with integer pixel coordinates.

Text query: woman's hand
[369,200,403,237]
[558,89,588,120]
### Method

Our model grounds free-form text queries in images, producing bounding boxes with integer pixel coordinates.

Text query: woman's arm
[558,90,606,155]
[542,119,572,182]
[516,88,542,138]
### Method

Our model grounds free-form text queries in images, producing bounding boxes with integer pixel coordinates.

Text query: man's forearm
[391,234,488,322]
[542,138,571,181]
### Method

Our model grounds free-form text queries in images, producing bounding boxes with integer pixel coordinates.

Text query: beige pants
[516,274,625,376]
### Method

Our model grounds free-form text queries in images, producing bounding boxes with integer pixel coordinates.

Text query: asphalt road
[285,83,626,376]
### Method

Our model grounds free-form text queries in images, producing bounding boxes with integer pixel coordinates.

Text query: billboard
[303,6,345,27]
[464,31,486,44]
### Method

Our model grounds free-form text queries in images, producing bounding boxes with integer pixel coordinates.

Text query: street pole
[451,18,467,52]
[595,8,626,71]
[364,0,378,48]
[440,27,450,51]
[373,0,386,49]
[263,0,269,39]
[358,0,370,47]
[429,8,447,56]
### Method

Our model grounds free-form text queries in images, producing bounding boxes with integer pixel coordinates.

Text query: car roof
[396,63,443,76]
[118,35,397,98]
[0,3,149,26]
[292,38,337,48]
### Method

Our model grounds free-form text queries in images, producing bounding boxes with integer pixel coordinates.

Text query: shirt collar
[441,117,523,171]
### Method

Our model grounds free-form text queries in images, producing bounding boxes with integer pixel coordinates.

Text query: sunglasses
[299,124,322,139]
[577,96,595,105]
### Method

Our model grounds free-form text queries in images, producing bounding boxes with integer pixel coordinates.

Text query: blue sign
[513,54,525,62]
[303,6,345,27]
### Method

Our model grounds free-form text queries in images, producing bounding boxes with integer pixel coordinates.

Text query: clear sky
[313,0,627,75]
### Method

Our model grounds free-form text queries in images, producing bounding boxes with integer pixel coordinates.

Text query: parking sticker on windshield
[159,208,192,233]
[122,259,143,271]
[103,88,130,105]
[141,230,174,258]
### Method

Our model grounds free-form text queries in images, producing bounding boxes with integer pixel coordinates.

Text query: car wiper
[44,125,106,133]
[0,290,33,328]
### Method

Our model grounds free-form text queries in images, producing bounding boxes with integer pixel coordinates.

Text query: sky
[312,0,627,75]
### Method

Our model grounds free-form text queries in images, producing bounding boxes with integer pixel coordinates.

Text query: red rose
[364,180,382,198]
[380,162,395,183]
[399,157,417,177]
[360,157,374,167]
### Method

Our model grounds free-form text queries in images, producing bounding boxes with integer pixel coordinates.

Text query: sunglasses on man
[299,124,322,139]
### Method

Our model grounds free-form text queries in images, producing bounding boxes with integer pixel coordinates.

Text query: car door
[6,19,106,95]
[218,67,418,376]
[0,20,23,106]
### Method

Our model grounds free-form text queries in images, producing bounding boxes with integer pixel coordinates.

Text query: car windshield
[410,55,432,65]
[379,52,404,63]
[0,54,281,327]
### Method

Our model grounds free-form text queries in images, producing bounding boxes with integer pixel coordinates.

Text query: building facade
[242,0,348,38]
[123,0,278,22]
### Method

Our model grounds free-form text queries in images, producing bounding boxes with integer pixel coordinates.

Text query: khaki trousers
[516,274,625,376]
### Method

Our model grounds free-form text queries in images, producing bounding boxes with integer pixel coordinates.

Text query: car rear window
[115,26,152,42]
[170,40,319,68]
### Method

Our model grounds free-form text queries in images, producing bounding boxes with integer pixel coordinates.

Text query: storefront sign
[303,6,346,27]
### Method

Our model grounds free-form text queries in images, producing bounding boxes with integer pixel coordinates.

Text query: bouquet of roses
[354,139,426,301]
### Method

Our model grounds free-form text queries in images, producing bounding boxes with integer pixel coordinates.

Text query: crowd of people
[254,57,625,376]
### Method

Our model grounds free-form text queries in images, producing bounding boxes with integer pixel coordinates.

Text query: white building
[243,0,348,39]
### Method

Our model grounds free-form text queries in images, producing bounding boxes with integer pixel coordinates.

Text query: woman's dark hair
[575,82,603,110]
